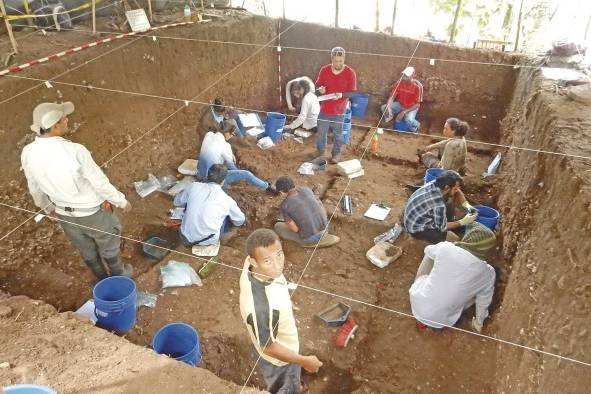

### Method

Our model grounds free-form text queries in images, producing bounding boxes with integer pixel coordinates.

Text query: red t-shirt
[391,80,423,108]
[315,64,357,115]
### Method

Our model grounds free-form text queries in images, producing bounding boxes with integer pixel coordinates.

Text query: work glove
[458,212,478,226]
[472,317,484,333]
[462,201,477,214]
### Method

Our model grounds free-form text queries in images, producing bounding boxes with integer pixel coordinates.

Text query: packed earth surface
[0,7,590,394]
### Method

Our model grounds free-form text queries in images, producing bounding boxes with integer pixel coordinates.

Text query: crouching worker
[403,170,478,243]
[274,176,340,248]
[174,164,245,246]
[22,101,133,281]
[283,78,320,134]
[197,97,243,151]
[418,117,468,174]
[239,229,323,393]
[409,223,497,333]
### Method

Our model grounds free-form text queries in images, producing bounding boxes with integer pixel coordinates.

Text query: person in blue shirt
[174,164,245,246]
[197,130,277,194]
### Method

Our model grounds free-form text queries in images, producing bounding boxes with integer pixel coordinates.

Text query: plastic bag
[160,260,203,288]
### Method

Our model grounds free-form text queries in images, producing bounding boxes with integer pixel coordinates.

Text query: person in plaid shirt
[403,170,478,243]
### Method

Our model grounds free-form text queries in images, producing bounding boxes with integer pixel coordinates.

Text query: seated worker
[403,170,477,244]
[197,97,243,151]
[283,78,320,133]
[285,76,315,112]
[174,164,245,246]
[239,229,323,393]
[418,117,468,174]
[197,130,277,194]
[380,66,423,131]
[273,176,339,248]
[409,223,497,333]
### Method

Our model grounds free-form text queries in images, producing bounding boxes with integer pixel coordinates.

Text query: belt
[56,204,101,213]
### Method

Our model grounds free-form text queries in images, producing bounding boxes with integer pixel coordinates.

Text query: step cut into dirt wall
[494,64,591,392]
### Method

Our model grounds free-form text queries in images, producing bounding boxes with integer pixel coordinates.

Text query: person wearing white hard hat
[381,66,423,131]
[21,102,133,282]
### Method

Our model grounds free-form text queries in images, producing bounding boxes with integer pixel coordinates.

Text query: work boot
[84,259,108,281]
[104,256,133,278]
[306,149,325,161]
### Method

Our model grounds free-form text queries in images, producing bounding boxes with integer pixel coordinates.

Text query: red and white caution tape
[0,21,195,77]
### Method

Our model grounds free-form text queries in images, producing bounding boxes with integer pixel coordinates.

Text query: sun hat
[402,66,415,77]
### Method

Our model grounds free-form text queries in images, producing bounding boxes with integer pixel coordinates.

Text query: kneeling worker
[403,170,477,243]
[274,176,339,248]
[174,164,245,246]
[239,229,322,393]
[409,223,497,333]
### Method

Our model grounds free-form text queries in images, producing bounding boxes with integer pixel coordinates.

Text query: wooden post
[391,0,398,36]
[449,0,463,44]
[282,0,285,19]
[147,0,153,22]
[335,0,339,28]
[514,0,524,52]
[91,0,96,33]
[0,0,18,54]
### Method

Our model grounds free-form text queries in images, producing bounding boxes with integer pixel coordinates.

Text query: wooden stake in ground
[92,0,96,34]
[147,0,153,22]
[0,0,18,54]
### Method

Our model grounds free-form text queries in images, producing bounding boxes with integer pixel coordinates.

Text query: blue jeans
[381,101,420,131]
[317,113,345,157]
[225,169,268,190]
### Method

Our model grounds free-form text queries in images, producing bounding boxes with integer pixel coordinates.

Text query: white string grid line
[8,22,542,71]
[4,71,591,162]
[0,198,588,370]
[0,16,303,240]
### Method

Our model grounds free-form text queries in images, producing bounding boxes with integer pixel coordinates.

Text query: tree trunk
[282,0,285,19]
[262,0,267,16]
[584,13,591,41]
[449,0,463,44]
[514,0,524,51]
[391,0,398,36]
[335,0,339,28]
[375,0,380,32]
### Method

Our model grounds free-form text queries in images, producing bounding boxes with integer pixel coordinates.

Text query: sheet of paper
[238,113,262,128]
[364,204,391,221]
[317,93,341,102]
[126,9,151,32]
[246,126,265,136]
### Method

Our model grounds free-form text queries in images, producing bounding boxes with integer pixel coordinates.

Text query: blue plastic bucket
[93,276,137,333]
[393,119,412,132]
[264,112,286,142]
[341,108,352,144]
[474,205,500,230]
[3,385,56,394]
[350,93,369,117]
[424,168,445,184]
[152,322,201,366]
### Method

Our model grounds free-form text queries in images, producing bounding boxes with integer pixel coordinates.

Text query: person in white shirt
[174,164,245,246]
[21,102,133,281]
[285,76,315,112]
[283,78,320,133]
[409,223,497,333]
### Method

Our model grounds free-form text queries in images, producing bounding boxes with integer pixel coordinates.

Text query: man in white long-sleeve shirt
[283,78,319,132]
[21,102,133,281]
[174,164,245,246]
[409,223,496,333]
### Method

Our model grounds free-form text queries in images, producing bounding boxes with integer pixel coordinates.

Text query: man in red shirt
[381,66,423,131]
[313,46,357,163]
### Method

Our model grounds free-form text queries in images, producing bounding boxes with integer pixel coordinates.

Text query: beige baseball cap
[30,101,75,134]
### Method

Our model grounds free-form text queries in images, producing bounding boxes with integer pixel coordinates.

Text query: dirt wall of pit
[0,15,279,309]
[493,65,591,392]
[279,22,521,142]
